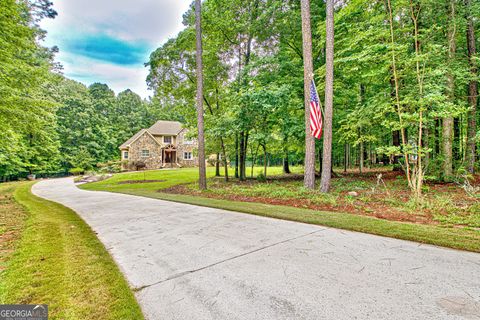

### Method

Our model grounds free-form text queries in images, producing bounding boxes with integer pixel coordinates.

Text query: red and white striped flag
[309,79,323,139]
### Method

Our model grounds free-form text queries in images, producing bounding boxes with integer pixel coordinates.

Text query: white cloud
[41,0,192,98]
[43,0,192,43]
[58,51,152,98]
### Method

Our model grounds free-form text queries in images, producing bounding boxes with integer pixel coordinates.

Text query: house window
[163,136,172,144]
[123,151,129,160]
[141,150,150,158]
[184,152,192,160]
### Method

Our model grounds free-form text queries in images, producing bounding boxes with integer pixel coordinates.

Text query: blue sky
[40,0,192,98]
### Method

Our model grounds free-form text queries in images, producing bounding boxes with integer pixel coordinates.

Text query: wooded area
[1,0,479,197]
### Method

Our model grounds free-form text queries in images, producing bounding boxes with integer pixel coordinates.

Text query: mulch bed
[161,169,479,226]
[161,184,434,225]
[118,180,166,185]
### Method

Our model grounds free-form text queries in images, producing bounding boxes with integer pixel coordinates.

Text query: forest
[1,0,479,196]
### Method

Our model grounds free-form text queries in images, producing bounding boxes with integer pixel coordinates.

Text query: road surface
[32,178,480,319]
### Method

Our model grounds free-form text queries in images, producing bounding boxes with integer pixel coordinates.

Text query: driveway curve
[32,178,480,320]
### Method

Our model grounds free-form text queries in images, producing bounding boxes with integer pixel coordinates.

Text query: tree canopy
[1,0,479,193]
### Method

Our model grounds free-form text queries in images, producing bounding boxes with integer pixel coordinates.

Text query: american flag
[309,79,323,139]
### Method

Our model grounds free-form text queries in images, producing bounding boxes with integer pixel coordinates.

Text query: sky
[40,0,192,98]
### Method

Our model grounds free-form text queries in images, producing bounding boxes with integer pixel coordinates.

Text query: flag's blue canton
[310,80,319,104]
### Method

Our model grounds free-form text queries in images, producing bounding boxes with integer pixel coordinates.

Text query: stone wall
[128,132,162,170]
[176,129,198,167]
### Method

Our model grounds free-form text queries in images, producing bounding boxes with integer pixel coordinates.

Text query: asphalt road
[32,178,480,320]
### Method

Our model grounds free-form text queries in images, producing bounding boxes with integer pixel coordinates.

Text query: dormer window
[163,136,172,144]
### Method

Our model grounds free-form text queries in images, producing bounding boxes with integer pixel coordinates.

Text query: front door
[165,151,174,163]
[162,146,176,165]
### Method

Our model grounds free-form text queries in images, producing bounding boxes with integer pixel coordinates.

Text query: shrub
[69,167,84,176]
[128,160,146,171]
[257,171,267,182]
[97,161,122,174]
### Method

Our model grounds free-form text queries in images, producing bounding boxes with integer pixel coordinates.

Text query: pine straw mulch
[161,169,480,227]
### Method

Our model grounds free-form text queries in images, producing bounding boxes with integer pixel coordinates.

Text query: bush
[256,171,267,182]
[128,160,146,171]
[69,167,84,176]
[97,161,122,174]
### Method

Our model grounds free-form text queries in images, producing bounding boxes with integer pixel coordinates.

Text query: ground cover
[0,182,144,320]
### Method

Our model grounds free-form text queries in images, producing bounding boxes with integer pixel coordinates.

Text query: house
[119,120,198,170]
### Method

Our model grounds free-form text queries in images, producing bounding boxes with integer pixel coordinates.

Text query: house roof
[120,129,145,149]
[148,120,183,136]
[119,129,161,149]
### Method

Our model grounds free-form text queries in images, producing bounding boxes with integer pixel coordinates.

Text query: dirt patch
[0,185,29,272]
[118,180,166,185]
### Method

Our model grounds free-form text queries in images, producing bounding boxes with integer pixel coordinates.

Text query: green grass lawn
[0,182,144,320]
[81,166,304,193]
[81,167,480,253]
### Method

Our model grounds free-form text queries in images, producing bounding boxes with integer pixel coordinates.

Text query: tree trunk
[251,144,259,178]
[235,134,239,178]
[320,0,334,193]
[195,0,206,190]
[243,133,249,179]
[424,127,429,169]
[359,140,364,174]
[466,0,477,173]
[454,117,461,162]
[435,119,441,155]
[318,145,323,175]
[344,143,348,173]
[263,144,267,177]
[359,84,365,174]
[239,132,245,180]
[283,144,291,174]
[443,0,456,180]
[300,0,316,189]
[215,153,220,176]
[239,132,248,180]
[220,137,229,182]
[386,0,412,187]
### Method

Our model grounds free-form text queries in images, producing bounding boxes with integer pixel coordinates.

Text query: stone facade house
[119,120,198,170]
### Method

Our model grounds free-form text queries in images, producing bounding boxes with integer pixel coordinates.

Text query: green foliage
[69,167,84,176]
[145,0,480,183]
[0,1,153,180]
[0,0,59,177]
[256,171,267,182]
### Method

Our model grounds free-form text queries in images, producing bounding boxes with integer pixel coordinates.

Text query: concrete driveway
[32,178,480,320]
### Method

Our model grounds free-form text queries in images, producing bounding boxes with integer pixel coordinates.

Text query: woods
[0,0,155,179]
[1,0,479,197]
[148,0,479,194]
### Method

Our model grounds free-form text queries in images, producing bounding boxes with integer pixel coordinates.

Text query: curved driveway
[33,178,480,320]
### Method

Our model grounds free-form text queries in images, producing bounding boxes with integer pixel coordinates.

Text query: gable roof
[148,120,183,136]
[119,129,161,149]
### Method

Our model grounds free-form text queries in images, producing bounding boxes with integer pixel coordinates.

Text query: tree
[195,0,207,190]
[320,0,335,193]
[465,0,477,173]
[443,0,456,180]
[300,0,316,189]
[0,0,59,179]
